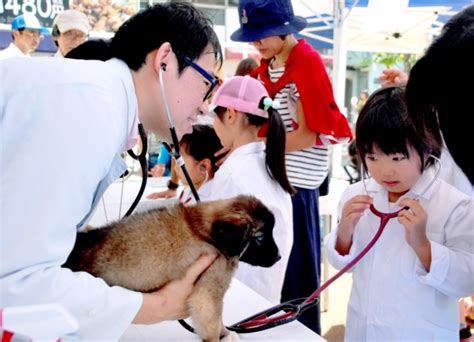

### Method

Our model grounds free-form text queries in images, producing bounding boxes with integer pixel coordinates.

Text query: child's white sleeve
[414,197,474,298]
[323,185,361,271]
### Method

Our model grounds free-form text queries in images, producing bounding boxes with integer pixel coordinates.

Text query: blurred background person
[147,134,172,178]
[52,9,92,58]
[234,57,258,76]
[0,13,48,60]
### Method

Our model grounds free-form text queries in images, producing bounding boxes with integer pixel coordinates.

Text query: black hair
[109,2,223,72]
[179,124,223,176]
[65,39,111,61]
[405,5,474,183]
[356,86,441,172]
[235,57,258,76]
[214,101,295,195]
[51,24,60,47]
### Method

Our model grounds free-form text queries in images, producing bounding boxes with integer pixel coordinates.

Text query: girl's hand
[146,189,177,199]
[214,146,230,167]
[398,198,431,270]
[336,195,372,255]
[379,69,409,87]
[148,164,166,177]
[398,199,428,248]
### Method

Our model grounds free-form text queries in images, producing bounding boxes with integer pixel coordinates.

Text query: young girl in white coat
[324,86,473,341]
[174,124,223,205]
[209,75,294,304]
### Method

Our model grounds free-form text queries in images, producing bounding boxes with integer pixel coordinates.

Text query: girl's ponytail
[247,98,294,194]
[265,107,295,194]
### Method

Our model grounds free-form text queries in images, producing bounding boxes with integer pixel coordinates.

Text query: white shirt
[324,169,474,341]
[178,179,214,205]
[208,142,293,303]
[0,57,141,339]
[0,43,29,60]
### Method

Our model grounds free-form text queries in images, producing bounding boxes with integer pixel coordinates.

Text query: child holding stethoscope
[324,86,473,341]
[147,124,223,205]
[208,75,294,304]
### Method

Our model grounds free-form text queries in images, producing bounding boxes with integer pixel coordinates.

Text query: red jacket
[252,39,353,143]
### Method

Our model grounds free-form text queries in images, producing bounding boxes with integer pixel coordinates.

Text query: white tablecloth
[91,178,325,341]
[88,177,177,227]
[121,277,324,341]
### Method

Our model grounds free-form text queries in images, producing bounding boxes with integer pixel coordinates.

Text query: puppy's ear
[210,219,248,258]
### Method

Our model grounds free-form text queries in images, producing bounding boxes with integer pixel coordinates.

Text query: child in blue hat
[231,0,353,334]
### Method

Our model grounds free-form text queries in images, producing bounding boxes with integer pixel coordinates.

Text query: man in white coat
[0,3,222,339]
[0,13,49,60]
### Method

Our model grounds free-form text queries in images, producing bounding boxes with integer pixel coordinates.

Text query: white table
[91,178,325,341]
[88,177,178,227]
[121,278,324,341]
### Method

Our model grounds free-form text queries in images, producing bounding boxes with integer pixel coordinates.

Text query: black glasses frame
[178,53,220,102]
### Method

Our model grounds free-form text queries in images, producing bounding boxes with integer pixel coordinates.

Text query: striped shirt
[268,66,329,189]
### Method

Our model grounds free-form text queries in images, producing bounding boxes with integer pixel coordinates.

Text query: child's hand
[398,199,429,248]
[214,146,230,167]
[146,189,177,199]
[148,164,166,177]
[398,198,431,270]
[379,69,409,87]
[336,195,372,255]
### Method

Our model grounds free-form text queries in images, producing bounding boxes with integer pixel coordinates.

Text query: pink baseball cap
[212,76,269,118]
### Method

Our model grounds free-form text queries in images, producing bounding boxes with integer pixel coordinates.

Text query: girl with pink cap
[208,75,294,304]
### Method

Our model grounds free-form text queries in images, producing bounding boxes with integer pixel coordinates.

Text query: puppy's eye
[253,231,265,245]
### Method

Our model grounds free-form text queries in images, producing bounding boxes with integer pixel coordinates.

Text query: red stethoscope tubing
[234,204,404,329]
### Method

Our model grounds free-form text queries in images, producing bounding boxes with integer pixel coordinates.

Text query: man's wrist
[167,179,179,190]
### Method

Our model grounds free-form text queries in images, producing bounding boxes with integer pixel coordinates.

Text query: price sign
[0,0,70,27]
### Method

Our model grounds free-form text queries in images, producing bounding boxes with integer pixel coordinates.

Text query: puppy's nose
[274,253,281,263]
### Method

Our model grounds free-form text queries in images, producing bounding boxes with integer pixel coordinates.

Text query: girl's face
[174,148,207,188]
[212,110,232,149]
[365,145,422,202]
[251,36,286,60]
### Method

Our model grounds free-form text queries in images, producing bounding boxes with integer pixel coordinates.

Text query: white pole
[331,0,348,178]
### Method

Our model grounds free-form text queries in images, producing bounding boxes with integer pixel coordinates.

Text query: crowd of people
[0,1,472,341]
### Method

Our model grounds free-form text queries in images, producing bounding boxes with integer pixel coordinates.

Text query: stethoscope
[222,155,442,333]
[117,66,201,220]
[124,63,443,334]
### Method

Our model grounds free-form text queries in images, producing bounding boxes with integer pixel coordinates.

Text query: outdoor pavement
[320,263,351,341]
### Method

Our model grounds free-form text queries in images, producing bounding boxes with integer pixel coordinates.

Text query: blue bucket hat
[230,0,307,42]
[11,13,49,35]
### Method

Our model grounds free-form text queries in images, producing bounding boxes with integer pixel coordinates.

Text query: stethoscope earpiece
[161,63,167,71]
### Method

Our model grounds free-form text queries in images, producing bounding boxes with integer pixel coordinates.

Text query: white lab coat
[0,43,29,60]
[178,178,214,205]
[208,142,293,304]
[324,168,474,341]
[0,57,142,339]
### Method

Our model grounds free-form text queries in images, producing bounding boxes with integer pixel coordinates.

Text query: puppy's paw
[220,331,240,342]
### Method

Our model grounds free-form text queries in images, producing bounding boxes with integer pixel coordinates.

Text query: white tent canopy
[290,0,472,177]
[293,0,456,54]
[293,0,470,53]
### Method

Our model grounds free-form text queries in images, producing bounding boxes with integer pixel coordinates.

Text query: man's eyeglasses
[178,53,221,102]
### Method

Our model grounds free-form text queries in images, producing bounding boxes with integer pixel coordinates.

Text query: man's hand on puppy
[132,253,218,324]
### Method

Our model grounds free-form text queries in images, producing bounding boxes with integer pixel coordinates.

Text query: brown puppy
[64,195,280,342]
